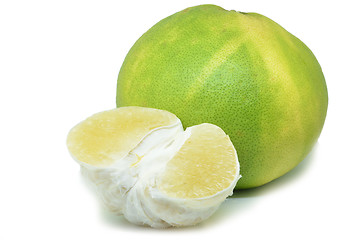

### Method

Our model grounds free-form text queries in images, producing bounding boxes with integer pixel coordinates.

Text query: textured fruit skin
[116,4,328,189]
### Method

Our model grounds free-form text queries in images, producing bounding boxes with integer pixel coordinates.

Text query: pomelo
[116,4,328,189]
[67,107,240,227]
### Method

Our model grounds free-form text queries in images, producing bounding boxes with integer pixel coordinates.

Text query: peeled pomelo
[67,107,240,228]
[116,4,328,189]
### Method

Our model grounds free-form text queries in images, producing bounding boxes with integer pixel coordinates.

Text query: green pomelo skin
[116,4,328,189]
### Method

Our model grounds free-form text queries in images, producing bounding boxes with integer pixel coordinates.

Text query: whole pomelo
[116,4,328,189]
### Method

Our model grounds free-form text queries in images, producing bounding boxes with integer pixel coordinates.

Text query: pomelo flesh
[67,107,240,227]
[116,4,328,189]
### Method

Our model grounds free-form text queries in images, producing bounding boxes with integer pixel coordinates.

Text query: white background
[1,0,361,239]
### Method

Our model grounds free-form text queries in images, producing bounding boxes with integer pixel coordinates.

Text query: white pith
[70,120,240,228]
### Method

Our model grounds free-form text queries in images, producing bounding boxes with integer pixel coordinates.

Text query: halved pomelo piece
[159,123,239,199]
[66,107,240,228]
[67,106,181,167]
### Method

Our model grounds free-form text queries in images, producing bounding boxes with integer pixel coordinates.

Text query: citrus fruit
[116,4,328,189]
[67,107,240,227]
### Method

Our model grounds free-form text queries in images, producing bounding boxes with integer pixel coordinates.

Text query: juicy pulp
[67,107,240,227]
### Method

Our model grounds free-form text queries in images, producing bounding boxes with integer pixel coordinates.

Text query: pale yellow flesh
[159,123,238,199]
[66,107,178,166]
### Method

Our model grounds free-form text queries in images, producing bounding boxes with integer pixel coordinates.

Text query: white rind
[73,122,240,228]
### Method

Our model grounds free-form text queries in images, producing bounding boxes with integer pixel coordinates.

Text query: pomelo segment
[66,107,240,228]
[66,106,180,167]
[159,123,238,199]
